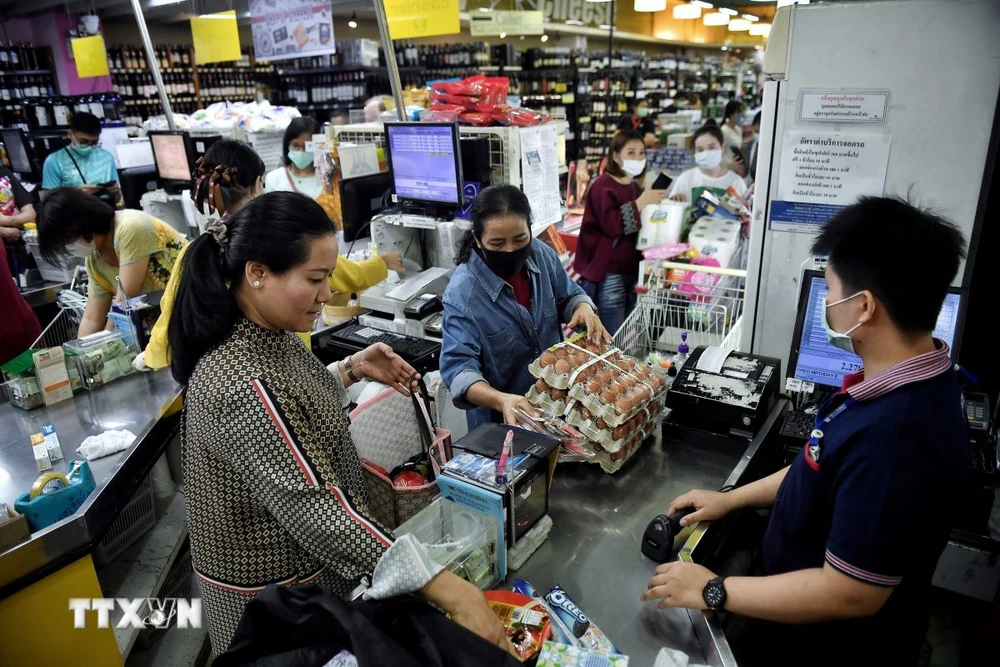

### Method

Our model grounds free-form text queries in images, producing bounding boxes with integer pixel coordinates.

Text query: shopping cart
[614,261,747,363]
[0,269,88,406]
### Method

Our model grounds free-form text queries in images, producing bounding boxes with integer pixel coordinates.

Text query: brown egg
[554,359,571,375]
[539,352,556,367]
[614,397,630,414]
[600,389,616,404]
[621,359,636,371]
[596,418,607,430]
[551,389,566,401]
[612,426,626,440]
[581,407,593,420]
[610,448,625,462]
[555,347,569,359]
[586,379,601,395]
[535,379,549,393]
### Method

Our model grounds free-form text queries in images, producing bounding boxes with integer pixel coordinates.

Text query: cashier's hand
[421,571,510,653]
[0,226,20,243]
[380,252,406,274]
[79,184,103,194]
[642,562,717,610]
[668,489,736,527]
[354,343,420,396]
[568,302,613,344]
[498,393,538,426]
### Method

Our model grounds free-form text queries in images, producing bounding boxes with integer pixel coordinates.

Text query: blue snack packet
[544,585,620,655]
[512,579,577,646]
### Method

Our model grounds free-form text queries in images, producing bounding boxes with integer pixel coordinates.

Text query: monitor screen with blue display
[385,122,462,206]
[789,271,965,389]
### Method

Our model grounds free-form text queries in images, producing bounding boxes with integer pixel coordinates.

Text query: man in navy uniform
[642,196,969,666]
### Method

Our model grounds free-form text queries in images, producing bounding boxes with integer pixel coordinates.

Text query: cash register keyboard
[779,409,816,441]
[329,323,440,362]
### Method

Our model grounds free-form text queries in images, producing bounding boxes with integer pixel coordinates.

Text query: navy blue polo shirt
[761,341,968,661]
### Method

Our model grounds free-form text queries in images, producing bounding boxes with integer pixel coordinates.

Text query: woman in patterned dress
[35,187,186,336]
[167,190,506,656]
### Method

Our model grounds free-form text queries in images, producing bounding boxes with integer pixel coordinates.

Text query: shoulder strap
[284,167,299,194]
[63,147,87,184]
[409,373,435,454]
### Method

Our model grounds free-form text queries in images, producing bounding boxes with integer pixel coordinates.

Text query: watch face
[704,579,726,610]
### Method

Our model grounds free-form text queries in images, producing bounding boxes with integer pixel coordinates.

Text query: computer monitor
[148,131,194,193]
[384,122,463,207]
[340,172,391,242]
[788,270,967,390]
[1,129,35,174]
[188,134,223,164]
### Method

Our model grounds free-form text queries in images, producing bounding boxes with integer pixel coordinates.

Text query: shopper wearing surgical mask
[617,98,659,148]
[667,120,749,204]
[575,130,666,335]
[441,185,608,429]
[41,112,121,205]
[35,187,186,336]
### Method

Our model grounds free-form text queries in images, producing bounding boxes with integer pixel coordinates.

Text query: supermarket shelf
[275,65,421,76]
[0,69,52,76]
[111,67,190,74]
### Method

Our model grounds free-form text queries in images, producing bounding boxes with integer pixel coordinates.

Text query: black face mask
[478,241,532,278]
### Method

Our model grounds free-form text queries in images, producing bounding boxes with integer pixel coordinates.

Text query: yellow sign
[190,10,242,64]
[385,0,460,40]
[71,35,110,78]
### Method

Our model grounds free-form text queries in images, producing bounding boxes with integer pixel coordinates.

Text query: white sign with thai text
[798,90,890,123]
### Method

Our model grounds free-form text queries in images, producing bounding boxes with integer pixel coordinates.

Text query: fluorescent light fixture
[777,0,810,6]
[728,18,752,31]
[691,1,714,7]
[478,6,491,11]
[599,24,613,29]
[565,19,584,25]
[148,0,185,6]
[749,22,771,36]
[673,4,701,19]
[742,14,760,21]
[541,34,549,42]
[499,31,506,38]
[634,0,666,11]
[704,11,728,25]
[719,8,738,15]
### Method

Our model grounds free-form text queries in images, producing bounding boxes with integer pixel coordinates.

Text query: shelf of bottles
[581,51,642,162]
[108,43,196,124]
[0,44,59,129]
[512,48,592,161]
[196,48,270,108]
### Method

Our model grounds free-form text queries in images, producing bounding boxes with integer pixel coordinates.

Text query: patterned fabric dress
[182,319,439,654]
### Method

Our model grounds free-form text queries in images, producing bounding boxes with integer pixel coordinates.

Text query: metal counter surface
[0,370,182,596]
[506,426,747,666]
[19,281,69,309]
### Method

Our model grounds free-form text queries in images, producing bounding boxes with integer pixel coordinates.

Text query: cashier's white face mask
[622,159,646,177]
[68,239,96,257]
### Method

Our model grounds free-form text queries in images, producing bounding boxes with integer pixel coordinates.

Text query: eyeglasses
[73,134,100,147]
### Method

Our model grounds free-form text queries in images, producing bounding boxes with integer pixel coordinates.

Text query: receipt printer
[666,346,781,439]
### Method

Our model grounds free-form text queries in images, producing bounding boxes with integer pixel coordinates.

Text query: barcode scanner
[641,508,697,562]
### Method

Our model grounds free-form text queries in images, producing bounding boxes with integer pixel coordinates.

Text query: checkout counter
[0,371,184,665]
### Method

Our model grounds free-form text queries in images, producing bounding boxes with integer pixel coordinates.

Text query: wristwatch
[702,576,728,612]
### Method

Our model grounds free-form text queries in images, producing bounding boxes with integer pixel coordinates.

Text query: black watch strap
[703,575,728,611]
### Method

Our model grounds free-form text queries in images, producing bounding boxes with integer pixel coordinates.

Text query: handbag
[349,374,451,529]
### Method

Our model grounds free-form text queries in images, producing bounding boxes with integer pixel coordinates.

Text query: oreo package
[544,584,620,655]
[512,578,577,646]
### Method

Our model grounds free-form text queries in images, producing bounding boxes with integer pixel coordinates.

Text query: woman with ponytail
[139,139,405,370]
[171,190,506,656]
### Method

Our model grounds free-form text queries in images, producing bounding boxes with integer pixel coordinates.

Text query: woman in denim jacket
[441,185,610,430]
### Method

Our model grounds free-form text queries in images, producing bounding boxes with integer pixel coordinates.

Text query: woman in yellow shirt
[36,188,186,336]
[140,139,403,370]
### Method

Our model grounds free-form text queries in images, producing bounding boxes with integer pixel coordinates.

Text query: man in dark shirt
[641,196,969,666]
[617,98,658,147]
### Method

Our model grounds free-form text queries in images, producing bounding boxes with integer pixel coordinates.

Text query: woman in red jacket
[574,130,667,335]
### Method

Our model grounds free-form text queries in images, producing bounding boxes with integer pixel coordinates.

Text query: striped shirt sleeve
[219,378,392,582]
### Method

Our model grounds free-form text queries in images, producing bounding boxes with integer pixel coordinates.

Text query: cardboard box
[0,504,31,551]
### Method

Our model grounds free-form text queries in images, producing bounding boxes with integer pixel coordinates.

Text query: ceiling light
[599,24,613,29]
[586,0,613,3]
[499,32,506,38]
[565,19,584,25]
[728,18,752,31]
[742,14,760,21]
[777,0,810,6]
[348,12,358,28]
[720,45,729,51]
[541,34,549,42]
[691,1,713,7]
[704,12,729,26]
[634,0,666,11]
[749,22,771,37]
[478,6,491,11]
[673,4,701,19]
[719,8,737,15]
